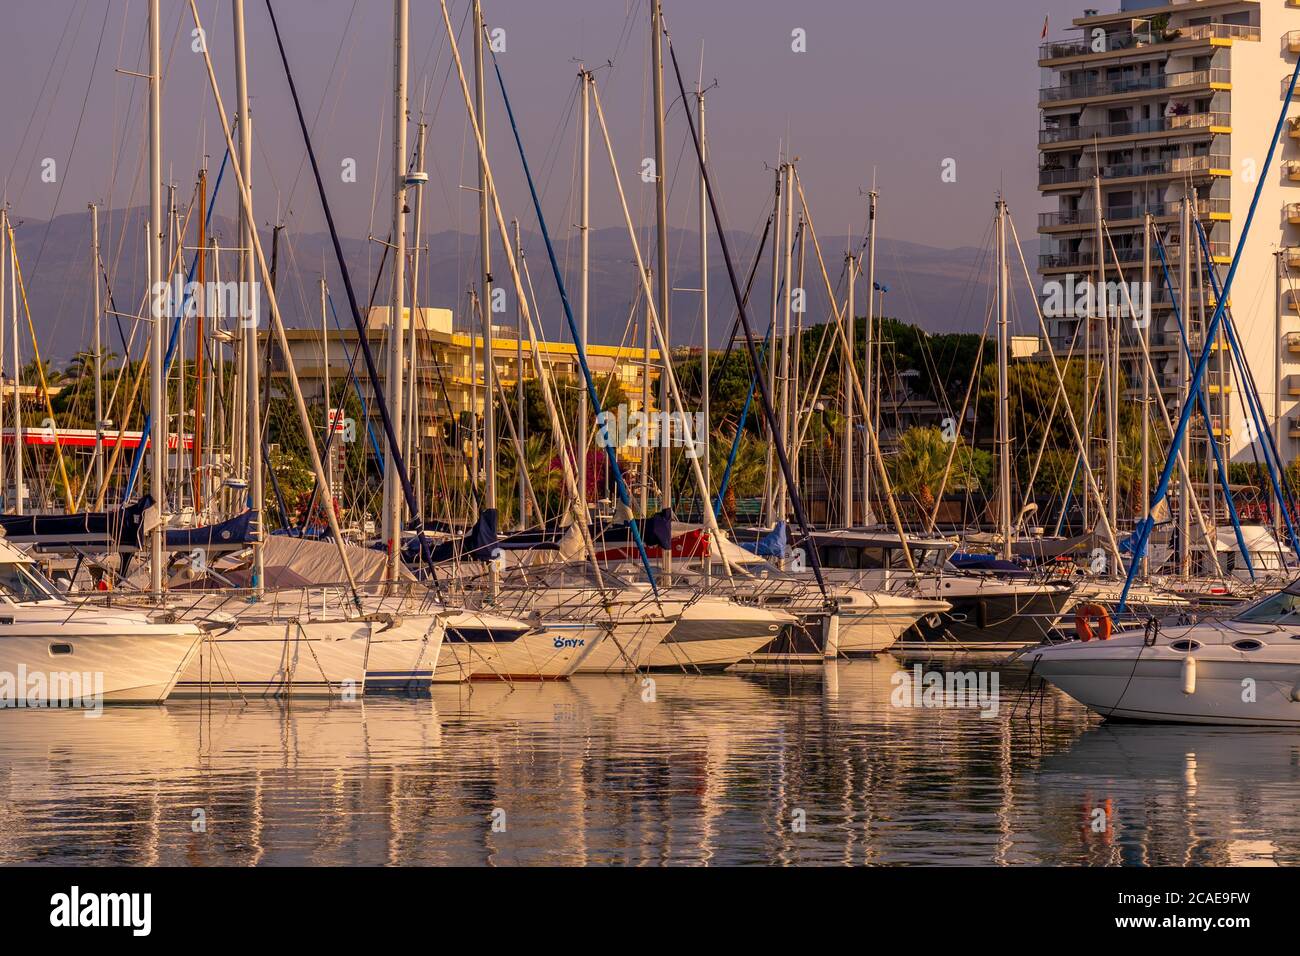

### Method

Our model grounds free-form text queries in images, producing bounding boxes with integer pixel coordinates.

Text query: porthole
[1169,639,1201,652]
[48,643,73,656]
[1232,639,1263,652]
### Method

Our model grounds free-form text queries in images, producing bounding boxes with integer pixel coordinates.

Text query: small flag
[1041,16,1049,39]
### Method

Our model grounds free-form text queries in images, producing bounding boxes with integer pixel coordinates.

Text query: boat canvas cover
[213,535,414,587]
[739,521,788,558]
[0,495,152,552]
[165,510,254,552]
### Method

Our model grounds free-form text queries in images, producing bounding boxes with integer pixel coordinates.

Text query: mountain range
[5,205,1037,363]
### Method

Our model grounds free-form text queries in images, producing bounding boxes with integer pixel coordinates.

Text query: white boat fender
[1181,654,1197,696]
[1289,680,1300,703]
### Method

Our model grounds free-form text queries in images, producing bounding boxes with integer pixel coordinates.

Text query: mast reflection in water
[0,659,1294,865]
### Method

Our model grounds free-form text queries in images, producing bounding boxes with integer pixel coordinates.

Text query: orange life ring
[1075,603,1112,642]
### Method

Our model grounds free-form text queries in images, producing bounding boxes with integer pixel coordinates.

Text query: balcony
[1040,68,1229,104]
[1039,154,1228,188]
[1038,198,1228,230]
[1039,23,1259,62]
[1289,30,1300,54]
[1039,112,1229,147]
[1289,374,1300,397]
[1288,202,1300,224]
[1040,238,1229,271]
[1286,160,1300,182]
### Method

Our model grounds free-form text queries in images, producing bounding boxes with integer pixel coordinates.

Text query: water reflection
[0,657,1296,865]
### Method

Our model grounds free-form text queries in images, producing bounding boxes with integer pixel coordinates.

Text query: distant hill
[5,205,1036,363]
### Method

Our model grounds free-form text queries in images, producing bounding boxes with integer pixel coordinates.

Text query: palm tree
[889,426,960,512]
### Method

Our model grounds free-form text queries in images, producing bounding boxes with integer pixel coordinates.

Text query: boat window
[0,563,58,603]
[1169,639,1201,652]
[1233,588,1300,624]
[48,643,73,656]
[1231,639,1263,651]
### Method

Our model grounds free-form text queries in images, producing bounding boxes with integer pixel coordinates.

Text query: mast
[7,212,18,515]
[842,245,855,529]
[322,277,333,507]
[777,160,794,523]
[233,0,262,595]
[578,67,590,518]
[407,122,428,512]
[995,198,1012,560]
[1178,192,1191,579]
[1141,212,1151,577]
[764,164,782,523]
[862,187,877,525]
[193,171,205,514]
[384,0,409,582]
[148,0,165,596]
[474,0,496,521]
[651,0,671,550]
[1095,174,1117,536]
[697,78,710,517]
[514,218,527,529]
[89,203,105,496]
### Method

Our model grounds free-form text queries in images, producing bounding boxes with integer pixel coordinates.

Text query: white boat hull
[174,619,370,698]
[647,600,791,670]
[0,620,202,706]
[837,597,950,654]
[1030,626,1300,726]
[364,615,445,692]
[471,622,605,680]
[574,617,676,673]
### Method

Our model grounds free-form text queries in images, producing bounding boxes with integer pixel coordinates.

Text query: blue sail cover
[739,521,788,558]
[165,511,254,551]
[0,495,152,552]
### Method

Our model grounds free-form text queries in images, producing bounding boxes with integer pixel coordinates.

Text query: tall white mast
[148,0,165,596]
[777,160,794,523]
[1178,192,1192,579]
[407,122,428,510]
[514,218,527,529]
[90,203,104,495]
[233,0,262,595]
[763,164,783,523]
[578,67,590,518]
[995,198,1012,560]
[384,0,409,582]
[862,187,877,525]
[843,244,855,529]
[696,78,710,512]
[651,0,671,555]
[1141,212,1151,578]
[474,0,495,521]
[1095,174,1117,537]
[8,211,19,516]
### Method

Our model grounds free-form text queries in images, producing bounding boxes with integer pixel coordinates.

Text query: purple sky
[0,0,1085,255]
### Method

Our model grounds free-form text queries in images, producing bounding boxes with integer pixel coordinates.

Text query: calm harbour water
[1,656,1296,866]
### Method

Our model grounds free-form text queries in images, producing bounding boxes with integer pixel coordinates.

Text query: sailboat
[0,535,202,705]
